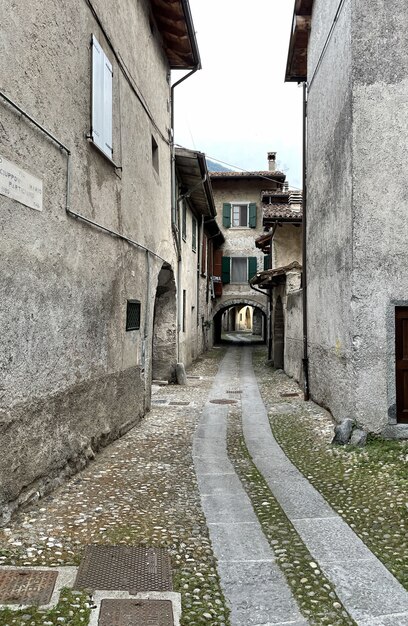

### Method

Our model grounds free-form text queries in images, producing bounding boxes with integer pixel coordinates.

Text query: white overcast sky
[173,0,303,189]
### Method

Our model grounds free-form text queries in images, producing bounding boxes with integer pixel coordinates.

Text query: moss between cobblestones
[0,348,230,626]
[0,588,91,626]
[227,408,356,626]
[272,413,408,591]
[251,346,408,594]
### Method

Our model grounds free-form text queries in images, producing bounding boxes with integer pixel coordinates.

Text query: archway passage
[214,303,266,345]
[152,264,177,382]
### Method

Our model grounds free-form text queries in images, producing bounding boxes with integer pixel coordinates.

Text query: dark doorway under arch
[152,264,177,382]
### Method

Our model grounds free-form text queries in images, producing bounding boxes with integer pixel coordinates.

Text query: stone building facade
[286,0,408,436]
[210,154,287,343]
[0,0,200,522]
[252,192,303,377]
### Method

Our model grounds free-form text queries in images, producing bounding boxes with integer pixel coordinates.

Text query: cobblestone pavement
[0,345,407,626]
[0,348,230,625]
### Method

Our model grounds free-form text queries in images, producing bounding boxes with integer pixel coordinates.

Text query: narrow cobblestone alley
[0,347,407,626]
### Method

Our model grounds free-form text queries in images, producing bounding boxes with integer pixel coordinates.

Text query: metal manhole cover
[210,399,237,405]
[99,599,174,626]
[280,392,300,398]
[0,569,58,605]
[169,401,190,406]
[75,546,172,592]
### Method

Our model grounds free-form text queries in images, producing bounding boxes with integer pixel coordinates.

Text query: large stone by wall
[0,0,177,521]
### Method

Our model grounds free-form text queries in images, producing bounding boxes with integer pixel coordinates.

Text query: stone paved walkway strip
[193,349,307,626]
[239,347,408,626]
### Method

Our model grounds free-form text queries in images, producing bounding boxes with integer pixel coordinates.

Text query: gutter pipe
[302,81,310,400]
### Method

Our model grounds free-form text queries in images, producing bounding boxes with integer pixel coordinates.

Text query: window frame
[231,202,249,228]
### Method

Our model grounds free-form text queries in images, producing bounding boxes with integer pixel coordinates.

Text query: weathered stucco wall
[0,0,176,522]
[285,289,303,383]
[178,205,201,367]
[273,225,302,268]
[350,0,408,434]
[306,0,408,435]
[306,0,354,422]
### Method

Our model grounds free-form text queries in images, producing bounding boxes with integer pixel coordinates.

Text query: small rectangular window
[126,300,141,331]
[91,35,113,160]
[192,216,197,252]
[151,135,159,173]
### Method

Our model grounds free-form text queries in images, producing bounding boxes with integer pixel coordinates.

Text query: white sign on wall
[0,154,43,212]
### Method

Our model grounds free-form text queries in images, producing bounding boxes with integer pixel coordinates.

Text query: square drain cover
[99,599,174,626]
[169,401,190,406]
[75,546,172,592]
[0,569,58,605]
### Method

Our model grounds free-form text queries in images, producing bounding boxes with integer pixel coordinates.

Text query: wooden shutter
[222,256,231,284]
[222,203,231,228]
[182,202,187,240]
[264,255,271,270]
[201,234,207,276]
[249,203,257,228]
[103,56,113,157]
[92,35,113,159]
[248,257,257,280]
[213,248,223,296]
[396,307,408,423]
[192,217,197,251]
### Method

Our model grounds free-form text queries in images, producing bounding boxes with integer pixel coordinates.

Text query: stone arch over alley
[212,297,267,344]
[152,263,177,382]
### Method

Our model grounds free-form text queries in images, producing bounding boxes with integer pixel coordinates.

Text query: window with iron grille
[126,300,141,331]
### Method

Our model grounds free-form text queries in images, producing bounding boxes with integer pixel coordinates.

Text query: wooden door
[395,307,408,423]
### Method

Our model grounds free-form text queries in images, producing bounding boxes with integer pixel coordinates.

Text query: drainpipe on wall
[302,81,310,400]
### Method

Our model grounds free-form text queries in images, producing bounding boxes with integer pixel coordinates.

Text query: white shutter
[103,57,113,158]
[92,35,113,159]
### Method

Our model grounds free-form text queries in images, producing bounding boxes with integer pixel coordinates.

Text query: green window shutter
[248,257,257,281]
[182,202,186,240]
[192,216,197,252]
[264,255,271,270]
[222,256,231,284]
[249,203,257,228]
[222,203,231,228]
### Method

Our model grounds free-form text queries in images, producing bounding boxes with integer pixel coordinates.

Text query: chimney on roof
[267,152,276,172]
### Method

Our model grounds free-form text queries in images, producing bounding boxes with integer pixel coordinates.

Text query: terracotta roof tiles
[262,204,303,220]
